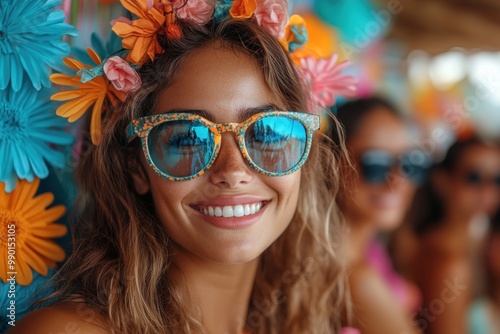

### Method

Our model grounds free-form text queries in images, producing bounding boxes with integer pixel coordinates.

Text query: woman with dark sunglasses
[330,97,425,334]
[9,3,355,334]
[397,137,500,334]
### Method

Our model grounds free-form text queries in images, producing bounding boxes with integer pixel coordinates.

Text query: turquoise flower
[213,0,234,23]
[286,15,308,53]
[0,0,77,92]
[71,31,124,67]
[0,86,73,192]
[71,31,128,83]
[288,24,308,52]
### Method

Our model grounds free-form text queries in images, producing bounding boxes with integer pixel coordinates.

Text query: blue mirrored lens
[148,120,214,177]
[245,117,307,173]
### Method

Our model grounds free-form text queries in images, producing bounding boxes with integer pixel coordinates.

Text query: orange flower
[290,48,322,66]
[0,179,67,286]
[50,48,126,145]
[112,0,166,65]
[229,0,257,19]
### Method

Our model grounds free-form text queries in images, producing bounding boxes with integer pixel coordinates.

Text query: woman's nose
[208,133,253,188]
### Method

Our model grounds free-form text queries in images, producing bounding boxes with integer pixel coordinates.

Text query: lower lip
[193,204,267,229]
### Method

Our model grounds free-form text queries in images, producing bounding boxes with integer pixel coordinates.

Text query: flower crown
[51,0,358,145]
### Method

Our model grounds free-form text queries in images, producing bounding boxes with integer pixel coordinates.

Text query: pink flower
[103,56,142,93]
[110,16,133,27]
[298,54,358,113]
[341,328,361,334]
[254,0,289,39]
[172,0,215,24]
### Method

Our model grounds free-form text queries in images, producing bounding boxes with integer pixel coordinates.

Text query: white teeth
[200,203,264,218]
[222,206,233,217]
[234,205,245,217]
[214,207,223,217]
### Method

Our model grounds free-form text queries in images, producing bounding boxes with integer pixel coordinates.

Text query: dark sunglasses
[463,170,500,188]
[358,149,432,185]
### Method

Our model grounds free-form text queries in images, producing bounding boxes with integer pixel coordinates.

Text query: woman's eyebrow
[162,104,282,122]
[237,104,282,121]
[163,108,213,120]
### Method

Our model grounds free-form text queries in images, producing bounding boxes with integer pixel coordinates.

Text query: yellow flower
[0,179,67,286]
[50,48,127,145]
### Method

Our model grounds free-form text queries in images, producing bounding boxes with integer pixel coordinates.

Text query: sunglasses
[126,111,320,181]
[463,170,500,188]
[358,149,432,185]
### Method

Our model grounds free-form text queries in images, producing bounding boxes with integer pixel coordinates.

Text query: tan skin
[344,109,419,334]
[9,46,302,333]
[485,231,500,328]
[409,144,500,334]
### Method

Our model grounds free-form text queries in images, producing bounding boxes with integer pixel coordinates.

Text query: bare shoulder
[348,262,395,300]
[348,263,418,334]
[419,248,470,284]
[435,256,470,278]
[6,302,109,334]
[348,261,392,283]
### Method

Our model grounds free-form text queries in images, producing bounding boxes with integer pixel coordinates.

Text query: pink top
[366,239,421,313]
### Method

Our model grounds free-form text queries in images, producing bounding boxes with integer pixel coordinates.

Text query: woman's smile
[189,196,271,229]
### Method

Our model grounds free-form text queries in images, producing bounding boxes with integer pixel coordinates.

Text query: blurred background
[293,0,500,146]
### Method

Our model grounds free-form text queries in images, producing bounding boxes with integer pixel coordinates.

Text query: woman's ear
[130,160,151,195]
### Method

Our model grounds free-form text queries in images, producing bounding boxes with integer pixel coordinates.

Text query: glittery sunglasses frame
[126,111,320,181]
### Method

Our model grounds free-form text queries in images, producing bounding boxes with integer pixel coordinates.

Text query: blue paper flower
[288,24,308,52]
[72,31,124,66]
[0,0,77,92]
[0,86,73,192]
[70,31,129,83]
[213,0,234,23]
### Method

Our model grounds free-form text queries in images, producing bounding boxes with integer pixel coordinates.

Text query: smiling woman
[330,97,424,334]
[7,2,354,334]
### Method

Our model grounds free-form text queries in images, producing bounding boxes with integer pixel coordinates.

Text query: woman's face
[345,109,416,230]
[132,46,301,265]
[444,145,500,216]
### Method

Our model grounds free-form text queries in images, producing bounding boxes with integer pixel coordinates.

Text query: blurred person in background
[398,137,500,334]
[330,97,428,334]
[469,209,500,334]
